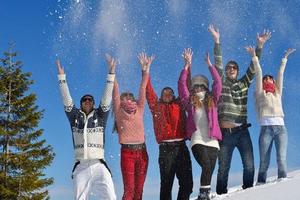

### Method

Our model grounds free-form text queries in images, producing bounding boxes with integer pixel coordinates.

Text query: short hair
[120,92,135,101]
[263,74,274,81]
[160,87,175,102]
[80,94,94,105]
[225,60,239,71]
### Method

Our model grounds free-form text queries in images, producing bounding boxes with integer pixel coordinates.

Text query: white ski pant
[72,159,116,200]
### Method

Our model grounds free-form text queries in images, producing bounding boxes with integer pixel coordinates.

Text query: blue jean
[216,128,254,194]
[257,125,288,183]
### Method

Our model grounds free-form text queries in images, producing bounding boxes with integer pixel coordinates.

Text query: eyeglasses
[82,97,93,102]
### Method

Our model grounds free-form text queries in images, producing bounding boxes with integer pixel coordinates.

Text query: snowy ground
[191,170,300,200]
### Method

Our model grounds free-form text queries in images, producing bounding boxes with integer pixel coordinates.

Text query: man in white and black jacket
[57,55,117,200]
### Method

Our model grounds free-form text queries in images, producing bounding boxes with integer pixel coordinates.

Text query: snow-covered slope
[191,170,300,200]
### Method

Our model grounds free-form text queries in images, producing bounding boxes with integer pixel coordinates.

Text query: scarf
[121,101,137,114]
[196,91,206,101]
[263,82,276,93]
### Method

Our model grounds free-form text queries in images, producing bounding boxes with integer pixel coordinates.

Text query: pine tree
[0,45,55,200]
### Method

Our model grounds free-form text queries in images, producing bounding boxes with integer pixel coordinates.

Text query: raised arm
[99,54,117,112]
[208,24,223,77]
[112,78,120,114]
[137,52,153,108]
[56,60,74,111]
[277,48,296,95]
[240,30,271,85]
[146,76,159,113]
[178,48,192,108]
[205,52,222,104]
[245,46,263,94]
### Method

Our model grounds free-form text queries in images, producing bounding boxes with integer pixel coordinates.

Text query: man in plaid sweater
[208,25,271,195]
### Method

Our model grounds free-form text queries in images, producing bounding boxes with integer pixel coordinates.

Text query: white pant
[73,159,116,200]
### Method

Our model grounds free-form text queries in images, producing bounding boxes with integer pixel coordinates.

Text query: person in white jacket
[246,46,296,184]
[56,55,117,200]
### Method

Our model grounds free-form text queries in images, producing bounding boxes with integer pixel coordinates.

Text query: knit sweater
[214,43,262,124]
[58,73,115,160]
[253,56,286,122]
[146,77,186,144]
[113,71,149,144]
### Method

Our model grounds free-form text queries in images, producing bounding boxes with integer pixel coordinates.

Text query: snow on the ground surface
[191,170,300,200]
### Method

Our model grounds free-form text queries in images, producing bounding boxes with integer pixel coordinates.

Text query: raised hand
[138,52,155,72]
[208,24,220,44]
[105,54,118,74]
[182,48,193,70]
[205,52,213,67]
[56,59,65,75]
[257,29,271,48]
[245,46,256,57]
[284,48,296,59]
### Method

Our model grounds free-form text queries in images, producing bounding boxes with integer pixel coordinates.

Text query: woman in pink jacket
[178,48,222,200]
[113,53,154,200]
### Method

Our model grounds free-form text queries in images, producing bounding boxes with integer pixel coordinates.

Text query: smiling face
[225,61,239,80]
[160,88,174,103]
[80,96,94,114]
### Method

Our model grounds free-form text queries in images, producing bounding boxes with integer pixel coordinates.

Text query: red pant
[121,147,148,200]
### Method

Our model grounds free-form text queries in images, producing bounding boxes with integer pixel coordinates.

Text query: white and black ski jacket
[58,73,115,160]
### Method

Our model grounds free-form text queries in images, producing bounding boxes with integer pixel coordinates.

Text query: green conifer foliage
[0,46,55,200]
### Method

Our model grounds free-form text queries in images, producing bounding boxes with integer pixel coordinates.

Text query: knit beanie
[191,75,209,89]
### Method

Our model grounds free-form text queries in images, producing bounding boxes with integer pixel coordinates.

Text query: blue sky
[1,0,300,199]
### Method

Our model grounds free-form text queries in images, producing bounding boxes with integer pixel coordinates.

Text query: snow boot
[197,188,211,200]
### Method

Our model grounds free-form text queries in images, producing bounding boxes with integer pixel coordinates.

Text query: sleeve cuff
[252,56,259,62]
[58,74,66,80]
[282,58,288,63]
[107,73,115,82]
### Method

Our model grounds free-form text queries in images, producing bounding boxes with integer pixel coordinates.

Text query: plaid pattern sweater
[214,43,262,124]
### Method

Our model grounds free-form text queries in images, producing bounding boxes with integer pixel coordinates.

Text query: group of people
[57,25,295,200]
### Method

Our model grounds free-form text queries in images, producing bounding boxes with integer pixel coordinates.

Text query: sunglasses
[82,97,93,102]
[226,65,238,70]
[193,84,207,90]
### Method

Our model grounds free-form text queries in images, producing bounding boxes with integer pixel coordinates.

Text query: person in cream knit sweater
[246,46,296,184]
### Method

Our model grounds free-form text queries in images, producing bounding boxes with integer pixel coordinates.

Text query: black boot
[197,188,210,200]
